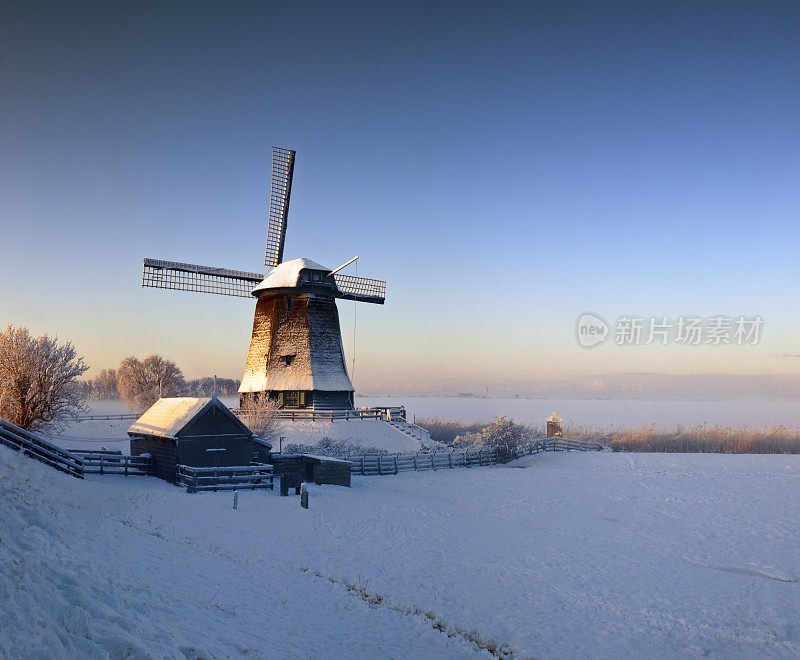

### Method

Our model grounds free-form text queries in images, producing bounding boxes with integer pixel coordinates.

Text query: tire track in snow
[684,559,799,583]
[302,567,524,659]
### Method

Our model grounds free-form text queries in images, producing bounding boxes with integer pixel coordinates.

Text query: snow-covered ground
[273,418,419,453]
[2,445,798,658]
[50,398,420,454]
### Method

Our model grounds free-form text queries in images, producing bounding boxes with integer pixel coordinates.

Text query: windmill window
[285,297,292,311]
[284,355,294,368]
[311,271,321,282]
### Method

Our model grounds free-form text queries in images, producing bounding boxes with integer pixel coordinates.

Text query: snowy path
[2,448,799,658]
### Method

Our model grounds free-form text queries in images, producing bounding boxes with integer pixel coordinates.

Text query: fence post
[394,454,398,474]
[431,453,436,471]
[413,453,418,470]
[99,454,104,475]
[125,457,128,477]
[448,452,453,469]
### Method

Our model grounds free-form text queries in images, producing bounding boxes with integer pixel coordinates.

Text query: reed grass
[419,417,800,454]
[563,423,800,453]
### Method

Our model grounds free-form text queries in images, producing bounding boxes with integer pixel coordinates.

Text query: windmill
[141,146,385,410]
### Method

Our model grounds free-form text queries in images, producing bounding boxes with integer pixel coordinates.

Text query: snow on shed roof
[300,454,353,465]
[251,258,330,297]
[127,397,248,439]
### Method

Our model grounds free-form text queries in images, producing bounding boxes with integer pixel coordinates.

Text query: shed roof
[301,454,353,465]
[127,397,251,439]
[251,258,330,297]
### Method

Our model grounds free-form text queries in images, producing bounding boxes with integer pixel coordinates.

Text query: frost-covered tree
[117,355,185,412]
[91,368,119,399]
[0,325,89,431]
[453,415,526,450]
[239,394,280,444]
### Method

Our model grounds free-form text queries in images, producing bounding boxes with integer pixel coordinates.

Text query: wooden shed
[127,397,255,483]
[270,453,352,487]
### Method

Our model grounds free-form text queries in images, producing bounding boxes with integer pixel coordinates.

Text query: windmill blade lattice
[333,273,386,304]
[264,146,296,268]
[142,258,262,298]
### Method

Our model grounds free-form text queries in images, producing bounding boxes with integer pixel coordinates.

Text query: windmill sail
[333,273,386,304]
[264,146,296,268]
[142,258,262,298]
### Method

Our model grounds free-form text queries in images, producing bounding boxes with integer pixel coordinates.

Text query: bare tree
[239,394,281,445]
[0,325,89,431]
[92,368,119,399]
[117,354,185,412]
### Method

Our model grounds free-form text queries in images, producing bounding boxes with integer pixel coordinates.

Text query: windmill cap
[251,257,331,296]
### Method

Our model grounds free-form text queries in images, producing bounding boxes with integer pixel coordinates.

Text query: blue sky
[1,1,798,394]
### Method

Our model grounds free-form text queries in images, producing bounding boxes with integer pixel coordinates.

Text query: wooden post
[431,453,436,471]
[394,454,398,474]
[300,483,309,509]
[448,452,453,469]
[233,491,238,509]
[124,457,128,477]
[99,454,104,475]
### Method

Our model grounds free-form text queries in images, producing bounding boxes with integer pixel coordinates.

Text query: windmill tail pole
[330,256,359,276]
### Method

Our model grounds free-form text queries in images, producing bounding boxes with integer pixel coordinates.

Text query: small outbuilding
[127,397,256,483]
[546,411,563,438]
[271,453,352,488]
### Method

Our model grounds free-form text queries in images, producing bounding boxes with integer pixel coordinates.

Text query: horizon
[2,1,798,398]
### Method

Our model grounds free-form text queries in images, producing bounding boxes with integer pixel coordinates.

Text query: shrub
[453,415,527,451]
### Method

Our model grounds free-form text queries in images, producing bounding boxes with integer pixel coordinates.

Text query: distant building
[127,397,258,483]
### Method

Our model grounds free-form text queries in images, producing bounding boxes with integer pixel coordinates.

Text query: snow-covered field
[360,396,800,428]
[49,396,800,454]
[2,445,798,658]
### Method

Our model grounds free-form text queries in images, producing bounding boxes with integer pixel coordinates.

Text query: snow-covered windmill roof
[251,258,330,297]
[127,397,248,439]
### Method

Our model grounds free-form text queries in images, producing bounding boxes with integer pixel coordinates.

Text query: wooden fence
[0,418,84,478]
[232,406,407,423]
[347,437,602,476]
[74,413,139,421]
[177,464,275,493]
[71,450,151,476]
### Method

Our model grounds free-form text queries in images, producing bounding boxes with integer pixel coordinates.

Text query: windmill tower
[141,147,386,410]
